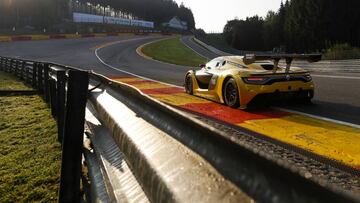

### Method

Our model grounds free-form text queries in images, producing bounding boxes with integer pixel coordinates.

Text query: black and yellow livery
[184,54,321,109]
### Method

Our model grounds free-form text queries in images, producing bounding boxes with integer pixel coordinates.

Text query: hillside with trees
[0,0,195,31]
[223,0,360,53]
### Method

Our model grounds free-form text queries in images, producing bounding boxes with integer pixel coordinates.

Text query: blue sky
[175,0,283,32]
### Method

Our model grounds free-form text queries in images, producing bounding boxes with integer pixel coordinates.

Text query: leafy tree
[223,16,264,51]
[223,0,360,52]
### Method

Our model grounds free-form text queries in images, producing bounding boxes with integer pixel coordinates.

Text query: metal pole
[59,70,89,203]
[56,70,66,143]
[37,64,43,94]
[43,64,50,102]
[49,78,58,118]
[32,62,37,88]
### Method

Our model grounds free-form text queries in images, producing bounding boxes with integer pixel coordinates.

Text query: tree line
[0,0,195,30]
[223,0,360,52]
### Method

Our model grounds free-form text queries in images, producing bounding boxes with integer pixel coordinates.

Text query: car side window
[216,60,226,69]
[206,60,218,70]
[228,61,247,69]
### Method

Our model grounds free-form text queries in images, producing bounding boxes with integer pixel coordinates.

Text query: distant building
[162,16,188,30]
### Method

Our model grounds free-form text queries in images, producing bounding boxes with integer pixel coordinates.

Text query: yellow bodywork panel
[238,115,360,168]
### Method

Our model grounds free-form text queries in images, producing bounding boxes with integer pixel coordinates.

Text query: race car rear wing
[243,54,322,73]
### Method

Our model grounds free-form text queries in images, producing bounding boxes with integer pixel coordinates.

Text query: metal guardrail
[1,56,359,203]
[0,56,89,202]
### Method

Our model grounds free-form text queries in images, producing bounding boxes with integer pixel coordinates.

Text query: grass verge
[0,71,33,90]
[141,37,207,67]
[0,75,61,202]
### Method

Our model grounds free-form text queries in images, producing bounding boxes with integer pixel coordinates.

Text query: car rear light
[243,77,269,84]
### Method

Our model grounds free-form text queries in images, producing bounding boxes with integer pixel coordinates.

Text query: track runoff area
[96,37,360,172]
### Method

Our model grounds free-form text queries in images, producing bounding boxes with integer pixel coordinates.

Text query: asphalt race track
[0,35,359,125]
[181,36,360,125]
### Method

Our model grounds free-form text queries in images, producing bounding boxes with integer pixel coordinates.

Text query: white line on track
[94,37,182,88]
[180,36,211,60]
[275,107,360,129]
[311,74,360,80]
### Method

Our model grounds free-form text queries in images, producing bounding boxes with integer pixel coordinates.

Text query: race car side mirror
[199,64,206,68]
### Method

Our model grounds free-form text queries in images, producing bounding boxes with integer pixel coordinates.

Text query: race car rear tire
[185,74,193,95]
[301,90,314,104]
[224,78,240,108]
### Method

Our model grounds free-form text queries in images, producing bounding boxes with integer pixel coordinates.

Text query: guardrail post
[56,70,66,143]
[4,58,8,72]
[24,62,29,83]
[32,63,37,88]
[11,60,14,74]
[0,57,3,71]
[19,61,24,80]
[3,57,6,71]
[49,77,58,118]
[59,70,89,203]
[15,60,19,77]
[43,64,50,103]
[37,64,43,94]
[12,60,15,73]
[7,59,12,72]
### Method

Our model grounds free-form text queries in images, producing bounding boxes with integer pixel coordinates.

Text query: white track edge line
[180,36,211,60]
[94,38,183,88]
[311,74,360,79]
[275,107,360,129]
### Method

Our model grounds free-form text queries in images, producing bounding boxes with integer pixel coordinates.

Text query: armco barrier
[0,30,164,42]
[1,56,359,203]
[0,57,89,202]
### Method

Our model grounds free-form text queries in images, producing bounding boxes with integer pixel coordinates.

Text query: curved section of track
[1,35,359,194]
[180,36,360,125]
[95,36,193,85]
[93,36,360,189]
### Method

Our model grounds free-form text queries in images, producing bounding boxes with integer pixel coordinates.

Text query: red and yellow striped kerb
[111,76,360,170]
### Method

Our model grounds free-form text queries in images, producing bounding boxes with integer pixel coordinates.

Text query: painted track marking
[94,37,182,88]
[275,107,360,129]
[312,74,360,80]
[95,37,360,168]
[180,36,211,60]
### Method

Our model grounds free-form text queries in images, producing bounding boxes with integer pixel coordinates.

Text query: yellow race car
[184,54,321,109]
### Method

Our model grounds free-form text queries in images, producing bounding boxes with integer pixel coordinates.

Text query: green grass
[142,37,207,67]
[0,71,33,90]
[0,94,61,202]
